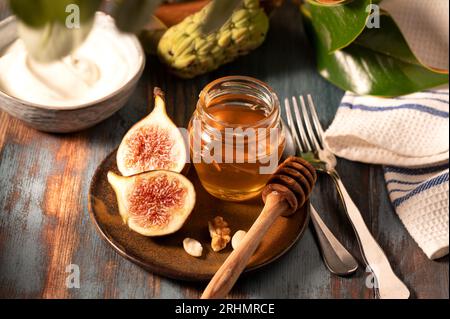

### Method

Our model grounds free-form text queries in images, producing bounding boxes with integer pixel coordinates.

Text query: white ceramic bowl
[0,13,145,133]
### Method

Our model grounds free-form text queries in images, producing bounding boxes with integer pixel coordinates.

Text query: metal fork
[283,111,358,277]
[286,95,410,299]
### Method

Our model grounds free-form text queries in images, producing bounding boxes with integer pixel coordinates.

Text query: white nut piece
[231,230,247,250]
[183,238,203,257]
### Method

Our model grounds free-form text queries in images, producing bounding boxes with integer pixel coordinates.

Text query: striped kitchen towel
[324,89,449,260]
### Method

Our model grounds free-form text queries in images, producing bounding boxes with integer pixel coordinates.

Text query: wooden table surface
[0,1,448,299]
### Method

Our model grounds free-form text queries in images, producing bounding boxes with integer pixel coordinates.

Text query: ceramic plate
[88,150,309,281]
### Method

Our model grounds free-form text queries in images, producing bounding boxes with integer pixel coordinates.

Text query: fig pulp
[108,170,196,236]
[117,88,187,177]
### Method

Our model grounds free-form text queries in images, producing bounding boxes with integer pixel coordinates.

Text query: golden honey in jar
[188,76,285,201]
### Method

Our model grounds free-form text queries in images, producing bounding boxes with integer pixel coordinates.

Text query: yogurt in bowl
[0,12,145,133]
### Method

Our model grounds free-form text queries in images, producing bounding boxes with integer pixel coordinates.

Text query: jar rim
[198,76,280,129]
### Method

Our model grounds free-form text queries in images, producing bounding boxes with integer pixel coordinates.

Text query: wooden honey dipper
[201,157,317,299]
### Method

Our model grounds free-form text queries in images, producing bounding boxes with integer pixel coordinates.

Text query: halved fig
[107,170,196,237]
[117,88,187,177]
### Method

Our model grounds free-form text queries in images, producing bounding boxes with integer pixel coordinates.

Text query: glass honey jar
[188,76,285,201]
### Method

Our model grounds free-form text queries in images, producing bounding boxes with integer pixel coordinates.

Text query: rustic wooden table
[0,1,448,299]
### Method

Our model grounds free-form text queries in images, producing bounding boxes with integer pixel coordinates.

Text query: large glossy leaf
[354,13,446,73]
[303,7,449,96]
[307,0,372,53]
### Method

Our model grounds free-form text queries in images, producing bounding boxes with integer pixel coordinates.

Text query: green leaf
[307,0,372,53]
[354,13,433,69]
[9,0,101,27]
[8,0,48,27]
[9,0,102,62]
[303,7,449,96]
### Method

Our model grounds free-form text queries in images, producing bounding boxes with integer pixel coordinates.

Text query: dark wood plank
[0,0,447,299]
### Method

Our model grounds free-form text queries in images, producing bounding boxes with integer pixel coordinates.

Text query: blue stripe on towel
[393,97,449,104]
[386,179,423,185]
[392,172,449,207]
[340,102,449,118]
[389,188,412,194]
[384,163,449,176]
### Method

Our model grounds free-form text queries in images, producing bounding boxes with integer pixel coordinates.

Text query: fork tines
[284,95,325,153]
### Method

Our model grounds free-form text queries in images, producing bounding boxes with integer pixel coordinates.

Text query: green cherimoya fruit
[157,0,269,79]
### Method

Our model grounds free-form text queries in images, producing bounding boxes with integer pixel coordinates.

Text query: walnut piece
[208,216,231,252]
[183,238,203,257]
